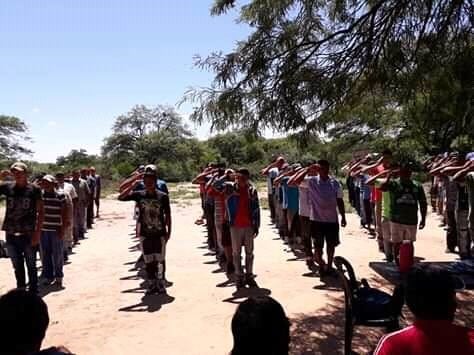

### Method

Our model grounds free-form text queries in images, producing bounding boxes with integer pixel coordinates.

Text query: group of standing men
[262,157,347,275]
[193,164,261,291]
[0,162,101,293]
[344,150,428,263]
[426,153,474,259]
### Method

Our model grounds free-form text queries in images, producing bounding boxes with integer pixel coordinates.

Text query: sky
[0,0,251,162]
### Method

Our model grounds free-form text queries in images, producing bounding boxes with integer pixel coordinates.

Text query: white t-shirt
[267,167,279,194]
[298,177,312,218]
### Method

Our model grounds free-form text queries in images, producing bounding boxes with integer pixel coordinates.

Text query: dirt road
[0,196,472,354]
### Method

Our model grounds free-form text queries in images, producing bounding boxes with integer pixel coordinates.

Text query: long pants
[300,216,312,258]
[5,234,38,291]
[141,236,166,281]
[375,200,383,244]
[456,209,471,257]
[206,204,216,249]
[74,203,87,242]
[87,200,94,228]
[446,209,457,251]
[381,218,393,259]
[354,187,361,215]
[230,227,254,278]
[268,193,276,221]
[287,210,299,244]
[40,231,64,279]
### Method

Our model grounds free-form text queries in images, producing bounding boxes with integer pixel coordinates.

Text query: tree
[0,115,32,160]
[186,0,473,152]
[56,149,98,171]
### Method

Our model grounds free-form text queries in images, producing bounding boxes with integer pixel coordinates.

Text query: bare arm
[337,198,346,226]
[260,161,277,176]
[33,200,44,246]
[288,168,309,186]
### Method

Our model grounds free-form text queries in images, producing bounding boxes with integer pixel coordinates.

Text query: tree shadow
[289,295,386,355]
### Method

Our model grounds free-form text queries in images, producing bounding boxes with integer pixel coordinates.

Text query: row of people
[193,165,261,291]
[262,157,347,275]
[0,162,101,293]
[426,153,474,258]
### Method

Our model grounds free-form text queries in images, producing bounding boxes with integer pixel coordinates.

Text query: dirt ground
[0,189,472,355]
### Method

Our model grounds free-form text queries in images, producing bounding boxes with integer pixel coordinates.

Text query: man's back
[374,320,474,355]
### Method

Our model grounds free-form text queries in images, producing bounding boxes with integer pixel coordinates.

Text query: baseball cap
[144,164,157,177]
[42,174,56,183]
[10,162,28,173]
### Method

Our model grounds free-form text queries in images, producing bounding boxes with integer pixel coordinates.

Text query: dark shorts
[222,222,232,247]
[300,216,311,239]
[141,236,163,256]
[311,221,340,249]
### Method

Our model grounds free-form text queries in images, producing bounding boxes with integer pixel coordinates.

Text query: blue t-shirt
[287,185,299,213]
[360,175,372,200]
[281,177,289,209]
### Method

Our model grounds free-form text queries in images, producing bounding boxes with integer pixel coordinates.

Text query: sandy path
[0,197,472,354]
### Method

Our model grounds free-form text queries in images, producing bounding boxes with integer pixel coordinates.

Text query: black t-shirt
[0,182,42,234]
[119,189,170,238]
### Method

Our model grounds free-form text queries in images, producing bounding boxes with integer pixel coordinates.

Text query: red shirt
[374,320,474,355]
[371,165,386,202]
[234,187,251,228]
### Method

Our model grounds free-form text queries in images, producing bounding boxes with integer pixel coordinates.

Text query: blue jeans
[5,234,38,291]
[40,231,64,279]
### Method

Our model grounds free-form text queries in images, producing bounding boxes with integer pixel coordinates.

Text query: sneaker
[42,278,54,286]
[306,259,316,271]
[245,275,258,288]
[157,280,166,294]
[145,281,158,295]
[236,278,246,291]
[55,278,63,288]
[226,262,235,275]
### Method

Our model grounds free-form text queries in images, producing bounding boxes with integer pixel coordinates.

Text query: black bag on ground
[354,279,404,321]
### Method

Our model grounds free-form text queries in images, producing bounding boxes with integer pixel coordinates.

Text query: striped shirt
[42,190,66,232]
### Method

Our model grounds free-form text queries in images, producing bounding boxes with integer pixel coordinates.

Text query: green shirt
[375,179,392,219]
[386,179,427,226]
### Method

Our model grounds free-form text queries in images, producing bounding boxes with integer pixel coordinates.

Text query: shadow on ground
[289,294,386,355]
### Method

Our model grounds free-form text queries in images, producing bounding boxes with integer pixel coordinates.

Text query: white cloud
[32,107,40,113]
[47,121,57,127]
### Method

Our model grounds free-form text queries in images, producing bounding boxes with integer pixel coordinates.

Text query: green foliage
[56,149,99,172]
[0,115,32,160]
[185,0,473,155]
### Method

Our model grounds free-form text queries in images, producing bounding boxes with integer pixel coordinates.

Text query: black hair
[0,289,49,354]
[237,168,250,178]
[317,159,330,168]
[406,264,457,321]
[382,149,393,156]
[231,296,290,355]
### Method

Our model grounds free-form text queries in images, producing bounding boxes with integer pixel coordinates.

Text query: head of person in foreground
[231,296,291,355]
[406,264,462,322]
[0,289,72,355]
